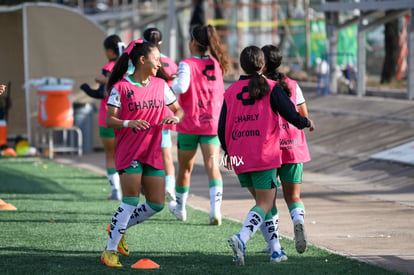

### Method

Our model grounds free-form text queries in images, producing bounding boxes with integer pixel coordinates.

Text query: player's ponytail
[205,25,230,74]
[262,44,291,97]
[104,34,125,59]
[190,24,230,75]
[240,46,270,100]
[107,53,129,93]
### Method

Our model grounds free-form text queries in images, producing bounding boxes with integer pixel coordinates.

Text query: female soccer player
[262,44,312,254]
[80,35,125,200]
[143,27,178,202]
[218,46,313,265]
[168,24,230,225]
[101,39,184,268]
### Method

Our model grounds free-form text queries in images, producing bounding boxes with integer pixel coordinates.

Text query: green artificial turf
[0,158,401,274]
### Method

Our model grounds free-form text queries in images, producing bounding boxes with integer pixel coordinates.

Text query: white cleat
[270,250,288,263]
[168,201,187,221]
[228,234,245,266]
[165,188,176,202]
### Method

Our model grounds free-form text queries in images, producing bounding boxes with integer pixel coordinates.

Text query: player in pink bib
[80,35,125,201]
[168,24,230,226]
[143,27,179,203]
[262,44,314,254]
[101,39,184,268]
[218,46,314,265]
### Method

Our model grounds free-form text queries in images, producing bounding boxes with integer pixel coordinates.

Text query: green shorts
[177,133,220,150]
[237,168,279,189]
[278,163,303,183]
[120,160,165,177]
[99,126,115,138]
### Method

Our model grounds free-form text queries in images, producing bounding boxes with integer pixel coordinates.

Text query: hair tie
[142,36,162,46]
[117,42,125,57]
[124,38,144,55]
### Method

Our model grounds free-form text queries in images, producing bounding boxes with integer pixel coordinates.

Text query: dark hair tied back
[240,46,270,100]
[261,44,291,97]
[248,71,270,100]
[107,41,157,92]
[143,27,162,46]
[104,34,123,58]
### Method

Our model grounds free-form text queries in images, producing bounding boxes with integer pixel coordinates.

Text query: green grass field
[0,158,401,274]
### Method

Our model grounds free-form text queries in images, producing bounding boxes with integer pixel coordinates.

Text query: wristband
[123,120,130,128]
[173,116,180,123]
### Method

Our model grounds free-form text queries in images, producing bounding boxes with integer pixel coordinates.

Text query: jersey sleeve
[171,61,191,94]
[296,83,306,105]
[107,87,121,108]
[164,83,177,106]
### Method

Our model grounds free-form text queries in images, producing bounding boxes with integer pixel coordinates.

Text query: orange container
[0,120,7,145]
[37,84,73,127]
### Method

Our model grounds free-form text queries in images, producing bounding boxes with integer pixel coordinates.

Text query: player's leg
[100,126,121,200]
[199,137,223,225]
[161,129,176,201]
[102,166,142,267]
[228,169,277,265]
[127,165,165,227]
[281,163,307,253]
[169,133,198,221]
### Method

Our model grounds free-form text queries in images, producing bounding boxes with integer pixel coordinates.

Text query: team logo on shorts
[130,160,140,168]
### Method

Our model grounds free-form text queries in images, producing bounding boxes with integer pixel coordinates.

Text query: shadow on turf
[0,248,399,275]
[0,168,69,194]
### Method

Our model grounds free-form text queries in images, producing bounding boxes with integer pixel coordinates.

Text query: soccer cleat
[106,225,130,256]
[168,201,187,221]
[107,191,121,201]
[117,235,130,256]
[270,250,288,262]
[165,188,176,202]
[209,214,222,226]
[228,234,245,266]
[101,250,123,268]
[261,245,271,253]
[294,220,307,254]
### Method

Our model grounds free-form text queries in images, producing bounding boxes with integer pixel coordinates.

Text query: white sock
[273,213,279,233]
[108,173,120,191]
[176,191,188,211]
[209,186,223,217]
[261,218,282,253]
[239,209,264,244]
[126,202,157,229]
[107,203,135,251]
[290,207,305,224]
[165,175,175,191]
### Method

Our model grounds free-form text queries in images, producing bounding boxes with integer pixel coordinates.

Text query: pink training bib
[176,57,225,135]
[278,77,311,164]
[224,79,281,174]
[112,77,166,170]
